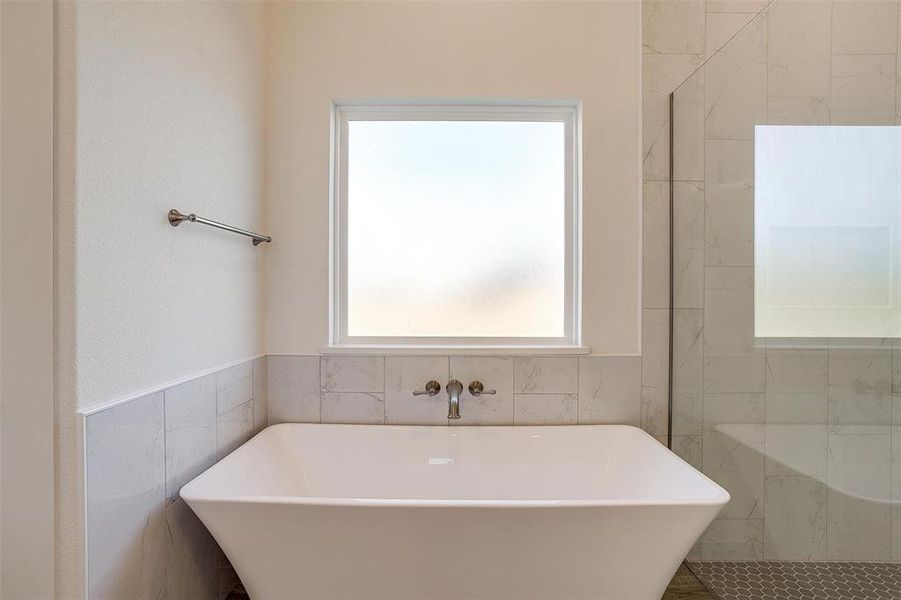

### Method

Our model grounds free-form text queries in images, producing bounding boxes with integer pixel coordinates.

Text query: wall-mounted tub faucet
[446,379,464,419]
[414,379,495,419]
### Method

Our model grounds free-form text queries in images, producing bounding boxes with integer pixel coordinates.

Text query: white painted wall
[70,1,267,411]
[0,1,55,597]
[264,0,643,355]
[54,2,267,595]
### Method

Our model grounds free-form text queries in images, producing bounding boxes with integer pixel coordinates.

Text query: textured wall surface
[264,0,642,356]
[55,2,268,596]
[71,1,267,411]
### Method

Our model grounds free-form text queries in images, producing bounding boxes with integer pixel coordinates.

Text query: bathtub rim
[180,423,730,509]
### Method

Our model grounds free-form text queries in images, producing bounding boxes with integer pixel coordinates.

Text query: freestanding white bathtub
[181,424,728,600]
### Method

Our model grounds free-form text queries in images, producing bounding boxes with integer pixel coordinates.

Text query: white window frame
[329,99,582,352]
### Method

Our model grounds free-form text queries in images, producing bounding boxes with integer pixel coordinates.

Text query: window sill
[319,345,591,356]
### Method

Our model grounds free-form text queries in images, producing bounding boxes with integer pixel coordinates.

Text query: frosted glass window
[755,126,901,338]
[332,103,579,345]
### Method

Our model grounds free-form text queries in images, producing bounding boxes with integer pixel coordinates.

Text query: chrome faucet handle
[468,381,496,396]
[412,380,441,396]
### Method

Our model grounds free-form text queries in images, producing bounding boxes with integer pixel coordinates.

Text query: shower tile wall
[84,357,266,600]
[666,0,901,563]
[642,0,763,482]
[265,355,642,430]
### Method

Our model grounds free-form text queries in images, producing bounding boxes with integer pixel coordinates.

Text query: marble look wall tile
[767,0,831,97]
[321,392,385,424]
[766,392,827,426]
[704,14,767,140]
[893,426,901,559]
[252,357,268,435]
[706,0,768,13]
[217,399,253,459]
[578,356,642,426]
[763,475,827,560]
[643,0,706,54]
[828,494,893,563]
[673,69,705,181]
[164,374,217,503]
[766,96,830,125]
[705,353,766,393]
[894,425,901,498]
[704,267,765,392]
[895,515,901,561]
[215,362,253,417]
[765,336,829,350]
[672,309,704,435]
[644,53,704,181]
[385,356,448,425]
[166,499,218,600]
[267,355,320,424]
[832,0,898,55]
[449,356,514,425]
[641,309,670,436]
[320,355,384,392]
[703,266,762,349]
[513,394,578,425]
[671,434,703,469]
[826,432,892,560]
[705,198,753,268]
[673,181,705,309]
[832,54,896,125]
[706,12,758,58]
[702,393,764,431]
[700,518,764,560]
[514,357,578,394]
[895,516,901,562]
[766,348,827,394]
[643,181,670,309]
[86,392,166,600]
[897,10,901,124]
[703,425,764,519]
[765,345,828,456]
[704,140,754,267]
[828,341,891,433]
[891,337,901,398]
[764,424,827,477]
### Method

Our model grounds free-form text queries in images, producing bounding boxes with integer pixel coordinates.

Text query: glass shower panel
[670,0,900,596]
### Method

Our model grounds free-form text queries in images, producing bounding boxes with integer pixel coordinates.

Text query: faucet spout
[446,379,463,419]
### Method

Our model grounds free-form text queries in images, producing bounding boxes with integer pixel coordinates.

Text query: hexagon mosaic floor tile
[689,561,901,600]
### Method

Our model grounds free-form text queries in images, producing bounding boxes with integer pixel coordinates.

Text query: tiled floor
[226,561,901,599]
[690,561,901,600]
[225,563,716,599]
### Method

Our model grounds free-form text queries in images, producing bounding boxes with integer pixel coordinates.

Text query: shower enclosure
[669,0,901,597]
